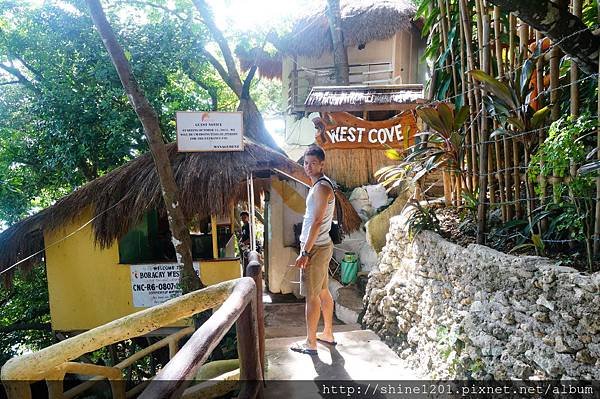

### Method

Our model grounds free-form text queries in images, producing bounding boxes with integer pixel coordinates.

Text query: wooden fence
[1,252,265,399]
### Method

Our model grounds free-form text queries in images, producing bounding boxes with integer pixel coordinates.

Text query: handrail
[139,279,259,398]
[2,251,265,399]
[62,326,195,399]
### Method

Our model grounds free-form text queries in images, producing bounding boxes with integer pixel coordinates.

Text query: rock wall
[363,211,600,379]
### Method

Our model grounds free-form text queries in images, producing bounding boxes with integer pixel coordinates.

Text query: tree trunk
[192,0,284,153]
[488,0,599,74]
[326,0,350,85]
[86,0,201,293]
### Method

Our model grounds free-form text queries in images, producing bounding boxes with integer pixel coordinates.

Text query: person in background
[240,211,250,248]
[291,145,336,356]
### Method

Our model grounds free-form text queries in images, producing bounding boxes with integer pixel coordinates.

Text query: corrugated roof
[304,84,424,111]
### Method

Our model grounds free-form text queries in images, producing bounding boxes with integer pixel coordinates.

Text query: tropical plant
[528,114,596,269]
[470,58,551,139]
[405,200,442,239]
[376,103,470,194]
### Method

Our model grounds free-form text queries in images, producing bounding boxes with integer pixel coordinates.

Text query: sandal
[290,343,318,356]
[317,337,337,346]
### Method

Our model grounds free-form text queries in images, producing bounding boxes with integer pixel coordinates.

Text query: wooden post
[4,382,32,399]
[139,281,256,399]
[246,252,264,378]
[263,191,270,292]
[211,214,219,259]
[236,292,262,398]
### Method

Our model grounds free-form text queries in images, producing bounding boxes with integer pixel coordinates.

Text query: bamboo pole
[458,5,472,194]
[443,171,452,205]
[549,41,561,205]
[536,30,548,232]
[594,46,600,257]
[445,0,460,100]
[438,0,459,97]
[459,0,480,191]
[519,22,534,225]
[510,15,523,219]
[493,6,507,221]
[570,0,581,117]
[476,0,491,243]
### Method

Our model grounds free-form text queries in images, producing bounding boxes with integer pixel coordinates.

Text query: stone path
[262,300,421,398]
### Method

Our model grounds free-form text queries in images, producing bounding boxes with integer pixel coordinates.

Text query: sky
[209,0,317,32]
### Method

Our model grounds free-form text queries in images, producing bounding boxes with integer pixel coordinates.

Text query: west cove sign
[313,111,417,150]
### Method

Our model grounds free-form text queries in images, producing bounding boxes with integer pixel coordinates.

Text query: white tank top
[300,175,335,246]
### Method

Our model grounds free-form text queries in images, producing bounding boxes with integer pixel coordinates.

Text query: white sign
[176,111,243,152]
[130,263,200,308]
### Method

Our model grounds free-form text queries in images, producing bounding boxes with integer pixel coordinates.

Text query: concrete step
[264,302,358,338]
[264,329,420,397]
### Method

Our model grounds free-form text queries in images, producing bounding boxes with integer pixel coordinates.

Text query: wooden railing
[1,252,265,399]
[287,61,394,112]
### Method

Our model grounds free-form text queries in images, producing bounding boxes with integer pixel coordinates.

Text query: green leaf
[578,160,600,175]
[530,106,550,128]
[469,70,516,109]
[509,243,535,254]
[437,103,454,135]
[506,117,525,131]
[384,149,402,161]
[531,234,545,252]
[454,106,470,130]
[416,107,446,135]
[519,59,535,97]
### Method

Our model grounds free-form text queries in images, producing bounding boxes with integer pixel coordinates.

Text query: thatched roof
[305,84,424,111]
[235,47,282,80]
[277,0,416,58]
[0,140,362,281]
[0,141,292,278]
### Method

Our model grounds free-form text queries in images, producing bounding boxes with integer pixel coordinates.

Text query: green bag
[341,252,358,284]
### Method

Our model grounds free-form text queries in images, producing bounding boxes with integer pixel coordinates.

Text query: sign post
[176,111,243,152]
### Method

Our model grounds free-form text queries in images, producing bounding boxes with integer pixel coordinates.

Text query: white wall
[267,177,307,295]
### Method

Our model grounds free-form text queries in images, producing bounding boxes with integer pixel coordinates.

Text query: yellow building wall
[44,209,241,331]
[200,260,242,286]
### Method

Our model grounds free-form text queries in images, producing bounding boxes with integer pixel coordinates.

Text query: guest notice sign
[176,111,243,152]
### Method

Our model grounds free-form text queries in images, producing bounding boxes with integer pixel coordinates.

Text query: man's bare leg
[317,287,335,342]
[305,294,321,350]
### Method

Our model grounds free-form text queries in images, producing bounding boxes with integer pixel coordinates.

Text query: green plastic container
[341,252,358,284]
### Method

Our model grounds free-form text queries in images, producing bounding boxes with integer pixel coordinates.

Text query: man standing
[291,145,337,356]
[239,211,251,248]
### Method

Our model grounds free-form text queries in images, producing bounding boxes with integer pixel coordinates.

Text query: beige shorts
[302,242,333,297]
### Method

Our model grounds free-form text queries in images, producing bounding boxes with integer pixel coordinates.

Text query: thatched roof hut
[0,141,362,281]
[235,46,282,80]
[276,0,416,58]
